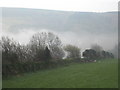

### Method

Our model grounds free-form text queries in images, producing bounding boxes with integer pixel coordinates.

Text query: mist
[1,7,118,52]
[1,28,117,52]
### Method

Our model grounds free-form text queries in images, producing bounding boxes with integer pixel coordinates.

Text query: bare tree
[29,32,65,60]
[64,44,80,58]
[91,44,103,52]
[2,36,19,64]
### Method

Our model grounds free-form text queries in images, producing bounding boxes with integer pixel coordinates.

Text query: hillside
[2,7,117,34]
[1,7,118,52]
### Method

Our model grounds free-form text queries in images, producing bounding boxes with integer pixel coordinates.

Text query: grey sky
[0,0,118,12]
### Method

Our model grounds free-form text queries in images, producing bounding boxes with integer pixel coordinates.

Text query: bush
[2,60,72,78]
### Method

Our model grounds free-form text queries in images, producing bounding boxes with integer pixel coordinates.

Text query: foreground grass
[3,59,118,88]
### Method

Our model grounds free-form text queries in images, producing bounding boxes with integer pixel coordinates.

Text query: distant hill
[1,7,118,52]
[2,7,117,35]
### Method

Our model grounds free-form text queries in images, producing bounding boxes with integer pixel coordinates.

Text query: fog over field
[1,7,118,52]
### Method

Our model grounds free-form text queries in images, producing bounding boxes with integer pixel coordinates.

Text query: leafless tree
[91,44,103,52]
[29,32,65,60]
[64,44,80,58]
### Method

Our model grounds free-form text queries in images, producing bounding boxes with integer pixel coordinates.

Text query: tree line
[83,44,114,60]
[0,32,114,77]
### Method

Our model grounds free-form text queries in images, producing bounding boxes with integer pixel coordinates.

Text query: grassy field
[3,59,118,88]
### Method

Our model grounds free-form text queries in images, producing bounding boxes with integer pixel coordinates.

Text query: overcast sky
[0,0,119,12]
[0,0,118,52]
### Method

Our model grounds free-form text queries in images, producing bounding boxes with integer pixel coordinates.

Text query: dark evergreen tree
[83,49,97,60]
[44,46,51,62]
